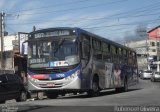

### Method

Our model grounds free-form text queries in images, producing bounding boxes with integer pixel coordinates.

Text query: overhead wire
[83,19,160,30]
[6,0,160,27]
[16,0,128,16]
[9,0,90,13]
[6,12,160,26]
[5,0,160,37]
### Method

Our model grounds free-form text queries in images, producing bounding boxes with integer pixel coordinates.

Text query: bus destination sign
[34,30,70,38]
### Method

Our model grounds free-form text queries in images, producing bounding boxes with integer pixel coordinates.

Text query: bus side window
[93,39,102,60]
[128,51,133,66]
[81,34,90,59]
[132,52,137,67]
[123,49,127,65]
[111,45,119,64]
[119,48,123,64]
[116,47,119,64]
[102,43,111,62]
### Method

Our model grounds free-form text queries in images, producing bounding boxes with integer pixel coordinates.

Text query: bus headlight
[31,77,39,82]
[28,75,39,82]
[65,70,80,80]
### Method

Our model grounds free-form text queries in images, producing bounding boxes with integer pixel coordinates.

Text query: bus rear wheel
[122,78,128,92]
[115,78,128,92]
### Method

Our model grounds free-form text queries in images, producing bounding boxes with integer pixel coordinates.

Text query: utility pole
[0,12,5,70]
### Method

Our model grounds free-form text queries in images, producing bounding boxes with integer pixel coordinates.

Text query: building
[125,25,160,71]
[0,32,28,75]
[125,39,160,71]
[125,40,148,70]
[0,35,17,73]
[147,25,160,71]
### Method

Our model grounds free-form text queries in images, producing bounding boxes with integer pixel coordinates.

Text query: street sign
[18,32,28,55]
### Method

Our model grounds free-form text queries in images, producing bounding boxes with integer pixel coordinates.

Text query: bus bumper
[28,76,82,92]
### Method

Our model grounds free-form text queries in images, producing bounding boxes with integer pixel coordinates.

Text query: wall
[0,35,17,72]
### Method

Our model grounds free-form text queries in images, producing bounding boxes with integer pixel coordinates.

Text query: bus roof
[29,27,135,52]
[77,28,134,52]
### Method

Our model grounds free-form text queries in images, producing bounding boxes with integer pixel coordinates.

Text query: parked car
[151,71,160,82]
[0,74,27,103]
[140,70,153,79]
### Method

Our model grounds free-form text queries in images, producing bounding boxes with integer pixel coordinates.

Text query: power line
[26,1,160,17]
[5,1,160,36]
[16,0,128,16]
[83,0,160,27]
[82,1,160,27]
[65,12,158,26]
[6,12,160,26]
[7,0,160,25]
[104,1,160,17]
[9,0,90,13]
[7,9,160,23]
[67,12,160,27]
[7,18,160,32]
[83,19,160,30]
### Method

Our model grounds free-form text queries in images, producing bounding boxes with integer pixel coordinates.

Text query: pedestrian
[113,65,121,87]
[20,71,27,85]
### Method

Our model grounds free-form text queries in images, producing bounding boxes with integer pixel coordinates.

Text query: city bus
[27,27,138,98]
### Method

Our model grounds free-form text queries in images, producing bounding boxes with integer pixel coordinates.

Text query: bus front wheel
[16,91,27,102]
[37,92,44,100]
[87,78,99,97]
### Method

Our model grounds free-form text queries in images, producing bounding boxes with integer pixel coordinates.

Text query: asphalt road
[0,79,160,112]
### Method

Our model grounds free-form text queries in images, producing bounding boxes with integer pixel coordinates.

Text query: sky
[0,0,160,43]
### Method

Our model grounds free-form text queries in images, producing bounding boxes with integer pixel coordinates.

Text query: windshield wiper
[54,38,65,54]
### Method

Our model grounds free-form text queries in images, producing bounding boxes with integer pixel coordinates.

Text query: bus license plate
[47,83,54,87]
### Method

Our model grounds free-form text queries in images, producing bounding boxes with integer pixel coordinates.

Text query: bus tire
[16,91,27,102]
[87,77,99,97]
[46,92,58,99]
[122,78,128,92]
[115,78,128,93]
[37,92,44,100]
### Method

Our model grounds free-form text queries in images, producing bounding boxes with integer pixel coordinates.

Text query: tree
[123,24,148,43]
[135,24,148,41]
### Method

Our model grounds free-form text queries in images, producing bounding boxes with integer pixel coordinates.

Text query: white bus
[27,27,138,98]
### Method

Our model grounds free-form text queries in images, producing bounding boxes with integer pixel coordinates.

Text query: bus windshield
[28,38,79,68]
